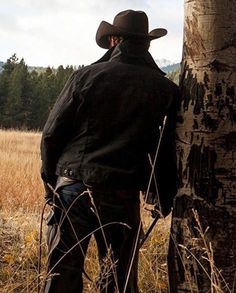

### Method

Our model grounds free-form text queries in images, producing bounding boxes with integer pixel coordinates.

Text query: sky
[0,0,184,67]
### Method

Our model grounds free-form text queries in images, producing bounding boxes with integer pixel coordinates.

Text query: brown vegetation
[0,129,171,292]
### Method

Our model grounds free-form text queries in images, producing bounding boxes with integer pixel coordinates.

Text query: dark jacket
[40,40,179,215]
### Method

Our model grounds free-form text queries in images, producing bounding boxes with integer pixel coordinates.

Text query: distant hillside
[0,61,80,74]
[161,63,180,73]
[155,58,180,73]
[28,66,47,73]
[0,59,180,74]
[0,61,55,74]
[156,58,175,68]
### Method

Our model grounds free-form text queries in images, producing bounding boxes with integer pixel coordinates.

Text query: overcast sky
[0,0,184,67]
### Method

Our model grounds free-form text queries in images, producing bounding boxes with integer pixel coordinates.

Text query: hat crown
[96,9,167,49]
[113,10,149,35]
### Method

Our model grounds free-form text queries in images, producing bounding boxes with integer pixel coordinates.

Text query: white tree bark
[169,1,236,292]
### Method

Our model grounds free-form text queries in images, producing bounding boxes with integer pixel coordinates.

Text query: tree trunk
[168,1,236,292]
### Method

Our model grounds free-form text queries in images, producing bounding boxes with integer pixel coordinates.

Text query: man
[41,9,179,293]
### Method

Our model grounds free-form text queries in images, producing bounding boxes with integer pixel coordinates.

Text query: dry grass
[0,129,44,211]
[0,129,171,293]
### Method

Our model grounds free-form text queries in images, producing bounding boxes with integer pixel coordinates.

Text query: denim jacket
[40,40,179,215]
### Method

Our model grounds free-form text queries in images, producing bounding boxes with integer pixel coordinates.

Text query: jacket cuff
[41,172,57,199]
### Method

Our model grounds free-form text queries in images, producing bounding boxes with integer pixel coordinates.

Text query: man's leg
[93,189,140,293]
[43,183,96,293]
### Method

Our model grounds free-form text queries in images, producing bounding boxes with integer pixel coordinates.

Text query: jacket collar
[93,41,166,76]
[92,46,116,64]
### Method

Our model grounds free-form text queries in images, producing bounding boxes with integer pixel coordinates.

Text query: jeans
[43,182,140,293]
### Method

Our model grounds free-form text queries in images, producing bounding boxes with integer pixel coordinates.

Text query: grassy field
[0,129,171,293]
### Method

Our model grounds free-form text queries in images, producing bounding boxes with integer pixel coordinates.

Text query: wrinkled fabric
[43,182,140,293]
[40,40,179,215]
[41,39,179,293]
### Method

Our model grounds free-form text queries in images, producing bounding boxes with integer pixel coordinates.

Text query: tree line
[0,54,179,130]
[0,54,76,130]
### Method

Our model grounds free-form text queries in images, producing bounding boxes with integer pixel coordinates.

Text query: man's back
[40,10,179,293]
[41,40,178,190]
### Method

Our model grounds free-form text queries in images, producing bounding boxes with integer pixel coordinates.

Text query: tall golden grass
[0,129,44,210]
[0,129,171,293]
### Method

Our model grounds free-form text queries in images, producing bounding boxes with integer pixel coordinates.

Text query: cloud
[0,0,184,66]
[10,0,149,16]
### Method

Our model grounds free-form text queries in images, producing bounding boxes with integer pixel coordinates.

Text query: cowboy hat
[96,9,167,49]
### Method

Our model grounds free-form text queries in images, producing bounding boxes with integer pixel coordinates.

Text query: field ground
[0,129,171,292]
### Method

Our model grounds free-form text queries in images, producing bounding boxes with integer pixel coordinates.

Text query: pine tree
[3,58,29,128]
[0,54,19,126]
[0,55,75,129]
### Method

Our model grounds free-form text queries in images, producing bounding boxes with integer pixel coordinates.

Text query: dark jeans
[43,182,140,293]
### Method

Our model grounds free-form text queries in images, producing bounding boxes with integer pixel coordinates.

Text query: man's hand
[44,193,54,205]
[142,191,158,205]
[43,182,55,205]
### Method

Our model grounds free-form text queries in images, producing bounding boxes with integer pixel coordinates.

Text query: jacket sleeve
[40,72,79,197]
[154,85,180,217]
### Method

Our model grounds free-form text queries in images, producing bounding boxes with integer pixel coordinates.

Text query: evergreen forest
[0,54,179,130]
[0,54,76,130]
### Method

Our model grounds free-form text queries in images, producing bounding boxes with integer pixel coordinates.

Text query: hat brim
[96,21,167,49]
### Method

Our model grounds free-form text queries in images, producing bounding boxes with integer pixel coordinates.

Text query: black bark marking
[206,94,213,109]
[194,82,205,115]
[190,132,194,144]
[208,59,231,72]
[178,148,184,188]
[186,144,223,204]
[193,119,198,129]
[213,83,236,123]
[214,131,236,152]
[224,132,236,152]
[201,112,218,131]
[203,71,209,90]
[214,83,222,96]
[226,86,235,98]
[181,65,205,114]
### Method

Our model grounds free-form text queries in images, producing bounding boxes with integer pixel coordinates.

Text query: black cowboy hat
[96,9,167,49]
